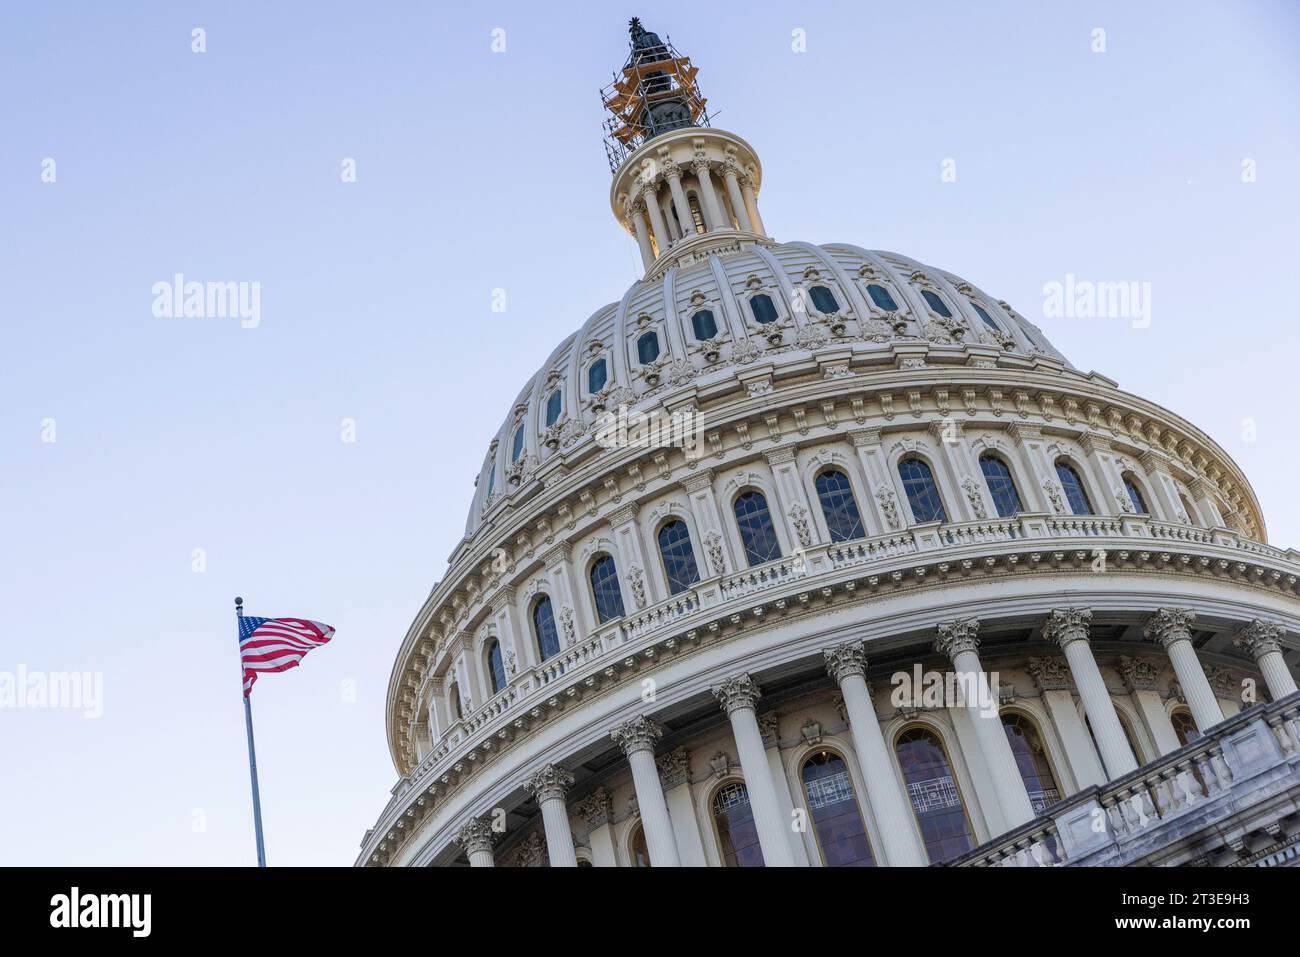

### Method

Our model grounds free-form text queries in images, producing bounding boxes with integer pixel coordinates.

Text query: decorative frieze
[574,787,613,829]
[1118,655,1160,692]
[656,746,690,789]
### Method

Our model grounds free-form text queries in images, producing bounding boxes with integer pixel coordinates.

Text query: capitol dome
[359,19,1300,869]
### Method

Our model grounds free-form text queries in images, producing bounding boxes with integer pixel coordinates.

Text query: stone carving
[1026,656,1074,692]
[574,787,613,828]
[757,711,780,747]
[860,317,895,342]
[610,715,663,756]
[745,378,773,398]
[934,618,981,660]
[961,475,988,519]
[1043,607,1092,649]
[730,337,762,364]
[1115,486,1135,513]
[832,693,849,723]
[703,529,727,576]
[656,746,690,789]
[524,763,575,803]
[504,649,518,677]
[708,751,733,777]
[1203,665,1236,698]
[824,640,868,683]
[799,718,823,746]
[788,503,812,547]
[1143,608,1197,648]
[711,673,761,716]
[454,817,496,856]
[627,565,646,609]
[663,358,697,387]
[1043,479,1067,515]
[512,831,546,868]
[1118,655,1160,692]
[506,454,538,488]
[875,484,901,529]
[795,323,829,350]
[559,605,576,646]
[1234,619,1284,659]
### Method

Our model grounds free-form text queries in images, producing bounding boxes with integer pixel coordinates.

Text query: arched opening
[531,596,561,662]
[486,639,506,695]
[979,453,1023,518]
[733,489,782,566]
[1001,713,1062,814]
[1054,460,1094,515]
[657,519,701,595]
[898,457,947,524]
[814,469,865,542]
[800,749,875,866]
[588,553,626,623]
[1121,472,1149,514]
[895,726,974,864]
[711,781,764,867]
[629,823,651,868]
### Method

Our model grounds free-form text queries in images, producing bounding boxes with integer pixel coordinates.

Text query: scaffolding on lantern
[601,18,711,173]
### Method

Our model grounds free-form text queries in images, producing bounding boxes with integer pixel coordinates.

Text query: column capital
[712,673,762,717]
[454,817,496,856]
[1143,607,1197,649]
[656,746,690,789]
[1043,607,1093,649]
[1233,619,1285,659]
[849,427,882,448]
[610,715,663,756]
[678,469,716,494]
[762,444,798,466]
[573,787,613,829]
[1079,433,1112,455]
[523,763,575,803]
[934,618,981,660]
[1006,422,1042,446]
[824,640,868,683]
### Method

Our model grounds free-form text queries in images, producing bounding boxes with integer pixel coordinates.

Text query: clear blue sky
[2,1,1297,866]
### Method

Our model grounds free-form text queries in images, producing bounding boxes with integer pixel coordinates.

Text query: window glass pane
[637,331,660,364]
[895,728,973,863]
[511,426,525,462]
[1123,476,1148,514]
[713,782,765,867]
[487,641,507,694]
[802,751,875,866]
[631,826,651,867]
[733,490,782,566]
[899,458,947,523]
[532,597,560,661]
[1055,462,1094,515]
[921,289,953,317]
[1001,715,1061,814]
[809,285,840,314]
[589,554,626,623]
[815,470,865,542]
[545,389,562,427]
[750,293,778,325]
[1171,710,1201,746]
[979,455,1022,518]
[866,284,899,311]
[972,302,999,330]
[657,520,700,595]
[691,309,717,340]
[588,358,607,394]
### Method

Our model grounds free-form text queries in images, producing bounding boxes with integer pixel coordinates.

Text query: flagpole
[235,596,268,867]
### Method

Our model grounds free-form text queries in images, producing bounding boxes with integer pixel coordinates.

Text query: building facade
[356,20,1300,868]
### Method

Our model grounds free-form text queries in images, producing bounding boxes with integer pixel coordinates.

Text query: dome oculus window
[749,293,778,325]
[866,283,899,312]
[808,285,840,314]
[637,331,660,365]
[691,309,718,341]
[921,289,952,318]
[587,357,608,395]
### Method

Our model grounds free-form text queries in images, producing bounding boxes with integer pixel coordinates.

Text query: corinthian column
[1144,608,1222,731]
[640,183,671,252]
[1234,619,1296,700]
[523,764,577,867]
[454,817,496,868]
[691,157,724,229]
[823,642,927,866]
[629,200,655,270]
[934,620,1036,828]
[1045,608,1137,778]
[711,675,796,866]
[610,716,680,867]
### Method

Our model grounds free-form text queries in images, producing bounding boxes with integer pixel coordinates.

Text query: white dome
[468,241,1065,543]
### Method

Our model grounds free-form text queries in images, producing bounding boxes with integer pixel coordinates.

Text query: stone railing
[953,692,1300,867]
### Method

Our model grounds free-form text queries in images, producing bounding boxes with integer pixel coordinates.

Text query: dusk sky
[2,1,1297,865]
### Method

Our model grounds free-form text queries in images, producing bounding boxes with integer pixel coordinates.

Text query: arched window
[510,425,525,462]
[629,824,651,868]
[898,458,947,524]
[1001,714,1061,814]
[1054,461,1094,515]
[637,331,660,364]
[971,302,1000,331]
[1179,494,1200,526]
[686,194,705,233]
[733,490,782,566]
[866,283,899,311]
[712,781,764,867]
[921,289,953,318]
[979,454,1023,518]
[588,358,608,395]
[808,285,840,314]
[691,309,718,341]
[815,469,865,542]
[485,462,495,496]
[486,640,506,695]
[450,682,463,720]
[749,293,778,325]
[545,389,562,427]
[657,520,700,595]
[1121,474,1148,514]
[801,750,875,866]
[1171,708,1201,747]
[589,554,625,624]
[532,596,561,662]
[895,727,974,864]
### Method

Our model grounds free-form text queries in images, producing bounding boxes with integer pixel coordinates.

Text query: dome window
[866,284,899,312]
[801,750,875,867]
[749,293,778,325]
[532,596,561,662]
[808,285,840,314]
[971,302,1000,331]
[898,457,947,524]
[589,554,625,624]
[921,290,953,318]
[510,425,525,462]
[486,640,506,695]
[1054,461,1094,515]
[815,470,865,542]
[657,520,700,595]
[545,389,562,427]
[1122,474,1149,514]
[691,309,718,341]
[733,490,782,566]
[637,331,661,364]
[979,454,1022,518]
[588,358,608,395]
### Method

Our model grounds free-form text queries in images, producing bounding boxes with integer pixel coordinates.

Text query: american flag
[238,616,336,695]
